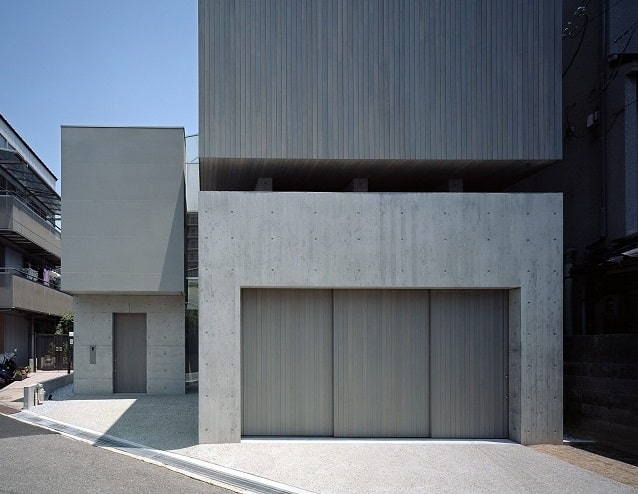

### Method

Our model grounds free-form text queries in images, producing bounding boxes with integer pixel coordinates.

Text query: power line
[563,14,589,78]
[607,98,638,133]
[588,21,638,103]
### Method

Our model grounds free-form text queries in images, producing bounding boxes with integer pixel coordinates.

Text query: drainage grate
[12,412,313,494]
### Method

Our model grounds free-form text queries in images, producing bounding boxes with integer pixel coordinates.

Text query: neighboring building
[185,135,199,378]
[512,0,638,454]
[0,114,72,367]
[63,0,564,446]
[61,127,185,394]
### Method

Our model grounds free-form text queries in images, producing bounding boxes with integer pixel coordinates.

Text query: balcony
[0,268,72,316]
[0,193,61,262]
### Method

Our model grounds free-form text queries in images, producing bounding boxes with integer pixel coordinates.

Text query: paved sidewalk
[10,385,638,494]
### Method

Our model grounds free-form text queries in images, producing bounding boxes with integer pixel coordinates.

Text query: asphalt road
[0,413,234,494]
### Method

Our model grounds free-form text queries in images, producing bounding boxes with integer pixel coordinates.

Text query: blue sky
[1,1,197,190]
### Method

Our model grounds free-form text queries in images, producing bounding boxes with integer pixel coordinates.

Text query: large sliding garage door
[241,289,333,436]
[241,288,507,438]
[334,290,430,437]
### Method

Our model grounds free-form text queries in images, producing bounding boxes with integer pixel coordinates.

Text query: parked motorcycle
[0,349,18,388]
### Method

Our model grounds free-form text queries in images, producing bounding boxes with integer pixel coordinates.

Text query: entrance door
[430,290,508,438]
[113,313,147,393]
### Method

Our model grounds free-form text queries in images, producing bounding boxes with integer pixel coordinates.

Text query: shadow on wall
[159,179,185,292]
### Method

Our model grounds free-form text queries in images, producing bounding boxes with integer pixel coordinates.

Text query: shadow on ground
[0,414,55,439]
[571,443,638,467]
[58,383,199,450]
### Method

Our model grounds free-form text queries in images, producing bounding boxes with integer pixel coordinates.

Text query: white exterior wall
[61,127,185,294]
[199,191,563,445]
[73,295,184,395]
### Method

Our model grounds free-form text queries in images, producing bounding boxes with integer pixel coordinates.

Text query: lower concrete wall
[73,295,184,395]
[199,192,563,445]
[564,334,638,455]
[24,373,74,409]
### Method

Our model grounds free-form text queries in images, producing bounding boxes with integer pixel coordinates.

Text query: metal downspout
[600,0,608,239]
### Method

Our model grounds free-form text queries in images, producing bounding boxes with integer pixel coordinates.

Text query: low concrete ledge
[23,373,73,410]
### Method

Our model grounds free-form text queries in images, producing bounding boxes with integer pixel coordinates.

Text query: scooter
[0,349,18,388]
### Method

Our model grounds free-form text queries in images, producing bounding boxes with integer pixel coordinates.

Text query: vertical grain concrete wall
[199,0,562,161]
[198,191,563,445]
[61,127,186,395]
[73,295,184,395]
[61,127,185,294]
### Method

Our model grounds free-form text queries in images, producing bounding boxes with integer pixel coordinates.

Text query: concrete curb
[11,411,315,494]
[23,373,73,409]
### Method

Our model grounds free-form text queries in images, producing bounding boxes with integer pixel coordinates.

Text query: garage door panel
[334,289,430,437]
[242,288,507,439]
[430,290,507,438]
[241,289,333,436]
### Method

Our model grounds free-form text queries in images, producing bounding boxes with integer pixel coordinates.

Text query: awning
[0,149,61,216]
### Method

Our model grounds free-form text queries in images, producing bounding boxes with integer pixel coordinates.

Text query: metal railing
[0,266,63,291]
[0,191,61,235]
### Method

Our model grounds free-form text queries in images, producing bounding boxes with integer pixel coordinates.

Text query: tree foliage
[55,311,74,334]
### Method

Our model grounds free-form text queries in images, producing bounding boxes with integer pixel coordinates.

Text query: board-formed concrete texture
[61,126,185,294]
[198,192,563,445]
[73,295,185,395]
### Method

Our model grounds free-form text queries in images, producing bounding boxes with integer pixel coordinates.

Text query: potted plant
[13,367,29,381]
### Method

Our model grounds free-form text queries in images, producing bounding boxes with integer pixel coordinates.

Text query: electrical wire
[607,98,638,133]
[563,0,633,80]
[614,18,638,43]
[588,0,630,24]
[561,1,635,137]
[563,13,589,77]
[588,21,638,103]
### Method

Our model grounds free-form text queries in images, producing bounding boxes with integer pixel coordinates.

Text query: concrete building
[63,0,564,446]
[62,127,185,394]
[0,115,72,367]
[197,0,563,445]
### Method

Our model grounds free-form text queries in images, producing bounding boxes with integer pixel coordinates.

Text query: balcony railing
[0,267,71,316]
[0,267,63,291]
[0,191,60,236]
